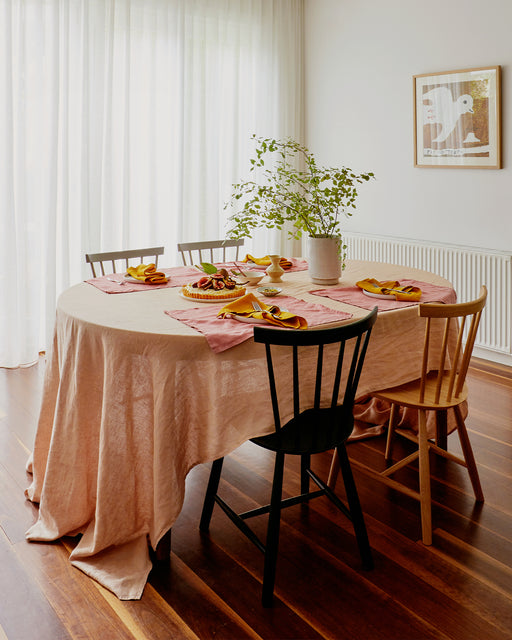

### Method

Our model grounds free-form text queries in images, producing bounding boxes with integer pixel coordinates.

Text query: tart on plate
[181,269,246,301]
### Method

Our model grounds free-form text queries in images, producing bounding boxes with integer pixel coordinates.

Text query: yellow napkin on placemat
[218,293,307,329]
[356,278,422,301]
[242,254,293,270]
[126,263,168,284]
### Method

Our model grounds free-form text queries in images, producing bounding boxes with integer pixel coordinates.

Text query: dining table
[24,259,457,600]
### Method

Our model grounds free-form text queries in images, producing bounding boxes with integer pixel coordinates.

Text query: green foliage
[196,262,218,274]
[225,135,375,242]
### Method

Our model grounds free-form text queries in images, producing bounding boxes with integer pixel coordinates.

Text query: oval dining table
[24,259,457,600]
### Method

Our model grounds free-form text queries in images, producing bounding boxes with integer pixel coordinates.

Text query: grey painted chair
[177,239,244,266]
[85,247,165,277]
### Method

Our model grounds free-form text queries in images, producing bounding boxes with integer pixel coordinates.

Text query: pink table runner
[166,295,352,352]
[310,278,456,311]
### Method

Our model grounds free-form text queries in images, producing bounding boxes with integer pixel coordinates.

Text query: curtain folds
[0,0,303,367]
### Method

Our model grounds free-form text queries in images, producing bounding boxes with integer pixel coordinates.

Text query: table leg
[155,529,171,562]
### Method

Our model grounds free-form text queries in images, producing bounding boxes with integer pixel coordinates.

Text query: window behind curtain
[0,0,303,367]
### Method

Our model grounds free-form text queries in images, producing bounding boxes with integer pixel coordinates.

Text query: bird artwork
[422,86,474,143]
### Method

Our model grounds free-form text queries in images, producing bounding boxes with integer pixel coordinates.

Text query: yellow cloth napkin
[242,254,293,270]
[126,263,168,284]
[218,292,307,329]
[356,278,422,301]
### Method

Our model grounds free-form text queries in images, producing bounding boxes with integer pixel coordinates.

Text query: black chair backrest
[253,308,377,448]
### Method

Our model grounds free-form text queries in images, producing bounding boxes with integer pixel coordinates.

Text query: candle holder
[266,255,284,283]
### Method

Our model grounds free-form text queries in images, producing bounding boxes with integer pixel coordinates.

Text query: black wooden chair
[199,307,378,607]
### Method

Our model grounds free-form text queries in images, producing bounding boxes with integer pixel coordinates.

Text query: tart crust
[181,284,246,300]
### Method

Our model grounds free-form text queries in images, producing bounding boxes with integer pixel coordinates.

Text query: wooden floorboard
[0,356,511,639]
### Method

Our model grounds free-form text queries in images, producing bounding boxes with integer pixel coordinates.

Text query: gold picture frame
[413,66,501,169]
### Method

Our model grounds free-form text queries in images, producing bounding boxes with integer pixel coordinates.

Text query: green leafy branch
[225,135,375,242]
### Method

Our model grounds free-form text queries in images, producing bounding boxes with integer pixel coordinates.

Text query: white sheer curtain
[0,0,303,368]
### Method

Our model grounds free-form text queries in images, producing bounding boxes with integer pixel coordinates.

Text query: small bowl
[238,270,265,286]
[258,286,282,297]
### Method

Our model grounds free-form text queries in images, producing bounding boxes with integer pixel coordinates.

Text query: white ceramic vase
[307,236,342,285]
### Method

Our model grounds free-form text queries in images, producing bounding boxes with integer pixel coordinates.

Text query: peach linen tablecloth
[25,260,455,600]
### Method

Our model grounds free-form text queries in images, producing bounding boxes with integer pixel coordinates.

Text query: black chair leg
[200,458,224,532]
[336,445,373,570]
[262,451,285,607]
[300,453,310,494]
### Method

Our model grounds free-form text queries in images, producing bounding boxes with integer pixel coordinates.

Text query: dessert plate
[229,314,267,324]
[362,289,394,300]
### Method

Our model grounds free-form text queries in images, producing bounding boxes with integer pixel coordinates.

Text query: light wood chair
[177,239,244,266]
[85,247,165,277]
[330,286,487,545]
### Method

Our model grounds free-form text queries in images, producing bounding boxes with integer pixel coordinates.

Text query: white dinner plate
[361,289,394,300]
[124,274,169,284]
[229,314,267,324]
[179,291,240,303]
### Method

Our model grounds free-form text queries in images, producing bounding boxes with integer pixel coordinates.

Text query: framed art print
[414,66,501,168]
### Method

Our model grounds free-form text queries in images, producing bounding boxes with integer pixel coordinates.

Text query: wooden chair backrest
[418,285,487,404]
[177,239,244,266]
[85,247,165,277]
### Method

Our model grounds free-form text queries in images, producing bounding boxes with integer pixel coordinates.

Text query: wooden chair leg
[384,403,398,460]
[336,444,373,570]
[454,405,484,502]
[327,448,340,489]
[262,452,285,607]
[417,410,432,545]
[200,458,224,532]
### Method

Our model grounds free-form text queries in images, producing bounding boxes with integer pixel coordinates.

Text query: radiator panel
[344,233,512,356]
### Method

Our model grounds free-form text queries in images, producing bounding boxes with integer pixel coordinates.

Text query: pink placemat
[85,269,177,293]
[86,265,225,293]
[166,295,352,353]
[310,278,456,311]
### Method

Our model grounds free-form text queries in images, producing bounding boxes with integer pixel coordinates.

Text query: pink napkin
[166,295,352,353]
[310,278,456,311]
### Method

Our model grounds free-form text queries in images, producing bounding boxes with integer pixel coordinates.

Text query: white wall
[304,0,511,252]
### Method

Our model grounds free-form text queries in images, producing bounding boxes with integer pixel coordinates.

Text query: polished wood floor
[0,356,511,639]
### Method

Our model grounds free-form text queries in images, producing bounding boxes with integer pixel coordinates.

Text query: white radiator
[344,232,512,362]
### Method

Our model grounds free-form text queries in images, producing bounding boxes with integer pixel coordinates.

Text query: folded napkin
[126,263,168,284]
[356,278,422,301]
[218,292,307,329]
[242,254,293,270]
